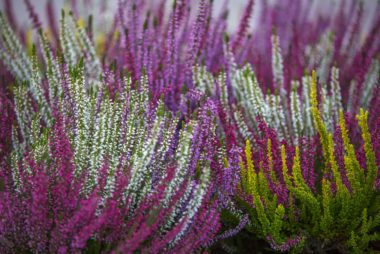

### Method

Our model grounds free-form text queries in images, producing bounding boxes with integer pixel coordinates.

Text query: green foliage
[237,71,380,252]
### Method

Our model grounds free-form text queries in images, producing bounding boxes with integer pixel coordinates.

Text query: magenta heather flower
[231,0,254,53]
[0,115,100,253]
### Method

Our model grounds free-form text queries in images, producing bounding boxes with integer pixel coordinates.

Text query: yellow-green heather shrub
[238,71,380,253]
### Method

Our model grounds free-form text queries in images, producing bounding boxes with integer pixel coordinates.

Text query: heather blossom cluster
[0,0,379,253]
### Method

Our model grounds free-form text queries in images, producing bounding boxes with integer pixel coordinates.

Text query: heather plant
[233,72,380,253]
[108,0,227,112]
[194,37,379,145]
[1,111,221,253]
[0,0,379,253]
[106,0,380,126]
[190,0,380,146]
[0,10,222,253]
[4,0,379,117]
[194,61,346,142]
[240,0,380,111]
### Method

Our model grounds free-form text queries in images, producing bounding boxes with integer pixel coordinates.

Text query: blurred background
[1,0,378,33]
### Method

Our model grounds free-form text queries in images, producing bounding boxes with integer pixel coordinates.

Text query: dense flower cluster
[0,0,379,253]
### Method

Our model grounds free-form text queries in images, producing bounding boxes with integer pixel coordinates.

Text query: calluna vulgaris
[0,0,379,253]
